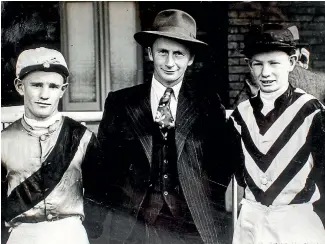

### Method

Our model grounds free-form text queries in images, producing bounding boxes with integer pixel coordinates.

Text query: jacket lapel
[125,84,153,166]
[175,81,199,161]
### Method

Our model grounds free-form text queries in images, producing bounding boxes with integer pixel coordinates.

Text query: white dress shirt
[150,76,182,120]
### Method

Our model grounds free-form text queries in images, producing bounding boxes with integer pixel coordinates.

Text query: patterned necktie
[154,87,175,138]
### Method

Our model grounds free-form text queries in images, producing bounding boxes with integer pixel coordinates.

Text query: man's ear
[14,78,24,96]
[60,83,69,98]
[289,55,298,71]
[188,54,195,66]
[244,58,253,70]
[148,47,153,61]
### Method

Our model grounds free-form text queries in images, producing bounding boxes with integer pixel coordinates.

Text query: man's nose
[261,64,271,77]
[165,53,175,68]
[40,86,50,99]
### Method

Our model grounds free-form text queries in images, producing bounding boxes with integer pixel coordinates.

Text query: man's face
[248,51,296,93]
[148,37,194,87]
[15,71,68,121]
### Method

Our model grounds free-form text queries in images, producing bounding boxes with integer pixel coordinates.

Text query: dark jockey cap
[242,23,300,58]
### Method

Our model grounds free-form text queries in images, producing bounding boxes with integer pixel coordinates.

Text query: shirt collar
[22,112,63,136]
[151,76,183,100]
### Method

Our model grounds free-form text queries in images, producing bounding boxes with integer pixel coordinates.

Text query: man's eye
[270,62,280,65]
[49,84,60,89]
[252,63,262,66]
[174,52,184,56]
[158,50,168,55]
[31,83,43,87]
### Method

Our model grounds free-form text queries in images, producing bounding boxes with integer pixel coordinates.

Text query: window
[60,1,143,111]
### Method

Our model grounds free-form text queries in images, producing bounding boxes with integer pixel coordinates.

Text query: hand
[245,78,259,97]
[297,48,310,69]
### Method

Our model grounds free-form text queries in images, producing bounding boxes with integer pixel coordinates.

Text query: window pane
[66,2,96,103]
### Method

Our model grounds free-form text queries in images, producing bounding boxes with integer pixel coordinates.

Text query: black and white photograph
[1,1,325,244]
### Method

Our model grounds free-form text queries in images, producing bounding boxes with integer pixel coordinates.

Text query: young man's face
[248,50,296,93]
[15,71,68,121]
[148,37,194,87]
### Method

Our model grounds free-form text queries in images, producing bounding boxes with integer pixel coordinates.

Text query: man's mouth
[162,69,177,74]
[35,102,51,106]
[260,80,275,85]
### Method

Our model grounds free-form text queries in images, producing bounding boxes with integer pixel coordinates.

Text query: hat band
[156,26,196,39]
[18,64,69,81]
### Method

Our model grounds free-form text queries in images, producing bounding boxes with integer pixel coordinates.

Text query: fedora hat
[242,23,301,57]
[134,9,207,50]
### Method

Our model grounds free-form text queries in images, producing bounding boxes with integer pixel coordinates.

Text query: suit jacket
[97,79,233,244]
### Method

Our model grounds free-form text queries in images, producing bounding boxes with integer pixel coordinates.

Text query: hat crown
[152,9,197,38]
[133,9,207,48]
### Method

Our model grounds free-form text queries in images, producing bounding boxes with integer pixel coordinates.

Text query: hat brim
[296,42,309,48]
[134,31,208,51]
[18,64,70,81]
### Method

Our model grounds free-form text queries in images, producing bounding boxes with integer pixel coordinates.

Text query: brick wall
[228,1,325,108]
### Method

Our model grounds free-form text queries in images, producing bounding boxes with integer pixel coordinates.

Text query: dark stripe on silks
[4,117,86,222]
[290,178,316,204]
[235,111,265,168]
[251,91,303,135]
[241,99,319,172]
[244,142,311,206]
[261,142,311,206]
[244,167,264,203]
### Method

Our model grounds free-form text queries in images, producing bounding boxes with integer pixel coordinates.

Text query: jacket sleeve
[96,92,126,207]
[81,133,111,239]
[81,133,105,203]
[310,108,325,227]
[226,109,246,188]
[204,92,240,205]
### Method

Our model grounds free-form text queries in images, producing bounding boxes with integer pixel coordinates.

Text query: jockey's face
[15,71,68,121]
[247,50,297,93]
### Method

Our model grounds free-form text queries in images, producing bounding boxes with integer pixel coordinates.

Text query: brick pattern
[228,1,325,108]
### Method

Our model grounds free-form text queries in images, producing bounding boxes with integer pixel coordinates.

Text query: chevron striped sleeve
[229,88,325,210]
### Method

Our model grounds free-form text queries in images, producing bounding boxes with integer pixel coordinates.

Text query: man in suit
[97,9,231,244]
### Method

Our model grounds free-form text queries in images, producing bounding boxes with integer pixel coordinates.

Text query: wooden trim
[93,1,101,111]
[1,106,103,123]
[60,2,69,111]
[135,2,144,85]
[99,1,112,108]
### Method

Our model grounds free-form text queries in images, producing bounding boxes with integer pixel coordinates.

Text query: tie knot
[164,87,173,96]
[164,87,173,99]
[165,87,173,93]
[161,88,173,103]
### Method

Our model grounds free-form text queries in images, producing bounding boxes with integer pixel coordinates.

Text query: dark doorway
[1,1,61,107]
[138,2,230,106]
